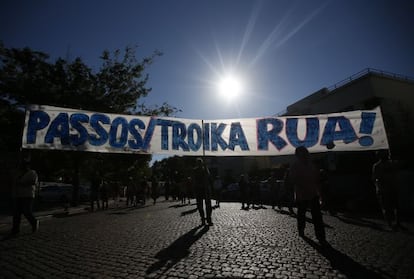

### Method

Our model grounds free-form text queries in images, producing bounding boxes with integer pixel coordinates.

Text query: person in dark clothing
[151,176,159,205]
[11,159,39,235]
[139,177,147,205]
[372,150,401,229]
[185,176,193,204]
[282,167,295,215]
[213,176,223,207]
[90,173,101,211]
[319,169,336,216]
[192,158,213,226]
[164,179,170,201]
[100,181,109,210]
[268,170,280,210]
[289,146,326,244]
[239,174,249,210]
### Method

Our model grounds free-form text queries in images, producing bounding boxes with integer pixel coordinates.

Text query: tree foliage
[0,42,177,202]
[0,42,180,152]
[0,42,178,115]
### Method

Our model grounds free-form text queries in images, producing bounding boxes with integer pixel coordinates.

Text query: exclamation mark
[359,112,376,146]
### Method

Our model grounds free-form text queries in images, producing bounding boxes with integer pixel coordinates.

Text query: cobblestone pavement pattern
[0,202,413,279]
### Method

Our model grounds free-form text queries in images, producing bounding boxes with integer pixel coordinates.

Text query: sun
[218,74,243,100]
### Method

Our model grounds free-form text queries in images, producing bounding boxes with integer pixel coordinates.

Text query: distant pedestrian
[139,177,147,205]
[178,180,187,205]
[213,176,223,207]
[111,182,121,208]
[100,181,109,210]
[192,158,213,225]
[268,170,281,210]
[90,173,101,211]
[372,150,401,229]
[151,176,159,205]
[164,179,171,201]
[289,146,326,244]
[320,169,336,216]
[282,167,295,215]
[248,177,261,208]
[239,174,249,210]
[185,176,193,204]
[126,177,136,207]
[11,158,39,235]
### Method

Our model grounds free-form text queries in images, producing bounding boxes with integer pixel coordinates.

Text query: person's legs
[296,200,307,237]
[196,194,205,224]
[310,197,325,242]
[12,198,23,234]
[21,198,38,232]
[205,196,213,225]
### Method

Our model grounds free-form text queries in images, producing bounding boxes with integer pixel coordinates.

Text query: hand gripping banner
[22,105,389,156]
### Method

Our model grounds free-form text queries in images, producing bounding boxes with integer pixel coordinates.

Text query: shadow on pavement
[180,207,198,216]
[302,216,334,229]
[146,225,209,275]
[169,204,190,208]
[335,214,389,232]
[105,204,150,215]
[303,237,386,279]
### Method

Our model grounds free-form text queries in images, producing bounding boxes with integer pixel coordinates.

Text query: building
[209,68,414,213]
[281,68,414,213]
[285,68,414,160]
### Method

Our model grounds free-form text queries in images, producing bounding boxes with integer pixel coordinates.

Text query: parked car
[79,185,91,201]
[38,182,73,203]
[38,182,92,203]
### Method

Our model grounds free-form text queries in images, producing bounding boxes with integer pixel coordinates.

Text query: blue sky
[2,0,413,120]
[2,0,414,163]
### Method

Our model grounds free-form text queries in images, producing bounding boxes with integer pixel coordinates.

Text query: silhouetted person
[185,177,193,204]
[151,176,159,205]
[11,158,39,235]
[249,177,261,208]
[372,150,401,229]
[164,179,170,201]
[90,173,101,211]
[179,179,187,205]
[100,181,109,210]
[289,146,326,243]
[268,170,281,210]
[320,169,336,216]
[139,177,147,205]
[282,167,295,215]
[239,174,249,209]
[192,158,213,225]
[213,176,223,207]
[125,177,136,207]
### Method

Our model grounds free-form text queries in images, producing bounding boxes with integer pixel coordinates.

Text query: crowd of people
[8,147,403,242]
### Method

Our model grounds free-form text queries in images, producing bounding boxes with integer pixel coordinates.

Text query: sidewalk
[1,201,413,278]
[0,203,89,231]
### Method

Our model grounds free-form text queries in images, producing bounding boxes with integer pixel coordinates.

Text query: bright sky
[2,0,413,164]
[2,0,413,120]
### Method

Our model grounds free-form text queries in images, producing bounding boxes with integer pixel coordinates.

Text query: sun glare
[218,75,243,100]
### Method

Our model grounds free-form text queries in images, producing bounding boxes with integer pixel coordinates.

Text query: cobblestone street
[1,201,413,279]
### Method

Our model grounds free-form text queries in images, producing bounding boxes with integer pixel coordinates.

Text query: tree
[0,42,178,115]
[0,42,179,204]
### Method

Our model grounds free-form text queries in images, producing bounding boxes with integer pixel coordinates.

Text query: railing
[327,68,414,91]
[273,68,414,117]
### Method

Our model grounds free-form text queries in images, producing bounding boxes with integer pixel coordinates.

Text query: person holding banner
[289,146,326,244]
[192,158,213,226]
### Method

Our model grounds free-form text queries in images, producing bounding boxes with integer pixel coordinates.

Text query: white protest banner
[22,105,389,156]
